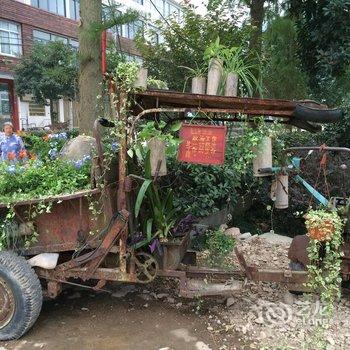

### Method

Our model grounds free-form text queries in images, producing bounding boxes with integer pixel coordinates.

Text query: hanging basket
[306,218,335,242]
[252,136,272,177]
[148,137,167,176]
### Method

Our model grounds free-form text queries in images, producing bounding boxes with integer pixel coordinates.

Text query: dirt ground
[2,284,245,350]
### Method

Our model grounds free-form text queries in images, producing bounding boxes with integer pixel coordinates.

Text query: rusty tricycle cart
[0,90,344,340]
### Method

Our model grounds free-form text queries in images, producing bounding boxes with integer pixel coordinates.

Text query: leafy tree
[287,0,350,145]
[288,0,350,97]
[14,41,77,123]
[136,5,249,91]
[262,16,309,99]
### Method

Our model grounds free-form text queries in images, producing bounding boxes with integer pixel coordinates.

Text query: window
[33,30,68,44]
[31,0,66,16]
[69,0,80,20]
[151,0,164,18]
[124,21,143,40]
[0,83,11,120]
[33,29,78,49]
[0,20,22,57]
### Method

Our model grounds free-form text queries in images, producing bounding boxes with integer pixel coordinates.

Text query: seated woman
[0,122,27,161]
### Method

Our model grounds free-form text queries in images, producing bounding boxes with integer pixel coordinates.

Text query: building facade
[0,0,181,130]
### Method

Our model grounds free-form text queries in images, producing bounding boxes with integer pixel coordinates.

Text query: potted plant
[305,209,342,242]
[305,209,344,316]
[134,65,148,89]
[221,47,262,97]
[204,37,225,95]
[147,77,169,90]
[179,63,207,94]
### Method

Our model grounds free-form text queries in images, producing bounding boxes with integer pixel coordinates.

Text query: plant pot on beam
[206,58,223,95]
[191,77,206,94]
[252,136,273,177]
[134,67,148,89]
[225,72,238,97]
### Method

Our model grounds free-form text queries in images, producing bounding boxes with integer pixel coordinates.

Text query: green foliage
[221,46,263,96]
[129,120,181,162]
[168,123,266,217]
[136,5,249,91]
[0,160,91,204]
[205,229,235,268]
[14,41,78,106]
[262,16,309,99]
[134,151,177,241]
[203,37,226,61]
[289,0,350,97]
[147,76,168,90]
[114,61,140,92]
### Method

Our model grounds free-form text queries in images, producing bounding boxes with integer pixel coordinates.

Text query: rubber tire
[0,251,42,340]
[293,104,343,123]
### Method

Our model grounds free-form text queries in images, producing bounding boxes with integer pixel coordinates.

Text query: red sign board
[178,124,227,165]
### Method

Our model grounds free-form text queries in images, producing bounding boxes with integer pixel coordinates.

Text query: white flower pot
[225,72,238,97]
[134,67,148,89]
[206,58,223,95]
[191,77,206,94]
[252,136,273,177]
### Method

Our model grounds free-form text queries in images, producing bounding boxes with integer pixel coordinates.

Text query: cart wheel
[133,252,159,284]
[0,251,42,340]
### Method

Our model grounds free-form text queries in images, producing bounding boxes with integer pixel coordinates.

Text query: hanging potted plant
[134,65,148,89]
[305,209,344,315]
[204,37,225,95]
[221,47,262,97]
[179,63,207,94]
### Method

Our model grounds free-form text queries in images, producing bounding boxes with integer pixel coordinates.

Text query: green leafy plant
[203,37,226,62]
[129,120,181,162]
[205,229,235,268]
[134,151,178,242]
[147,76,168,90]
[114,61,140,92]
[221,46,263,97]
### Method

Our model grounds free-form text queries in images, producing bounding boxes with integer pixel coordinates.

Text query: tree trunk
[248,0,265,56]
[248,0,265,97]
[78,0,102,133]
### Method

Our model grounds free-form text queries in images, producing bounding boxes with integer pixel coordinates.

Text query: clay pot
[307,220,335,241]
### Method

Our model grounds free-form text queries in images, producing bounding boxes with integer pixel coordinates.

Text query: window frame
[0,19,22,57]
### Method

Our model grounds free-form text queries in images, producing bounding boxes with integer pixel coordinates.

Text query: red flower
[7,152,16,161]
[19,150,27,159]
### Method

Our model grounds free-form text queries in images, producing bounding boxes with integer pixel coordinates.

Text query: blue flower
[58,132,68,140]
[73,159,83,169]
[82,155,91,162]
[48,148,58,159]
[7,165,16,174]
[111,142,119,151]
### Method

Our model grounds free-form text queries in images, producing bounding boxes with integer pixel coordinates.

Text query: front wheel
[0,251,42,340]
